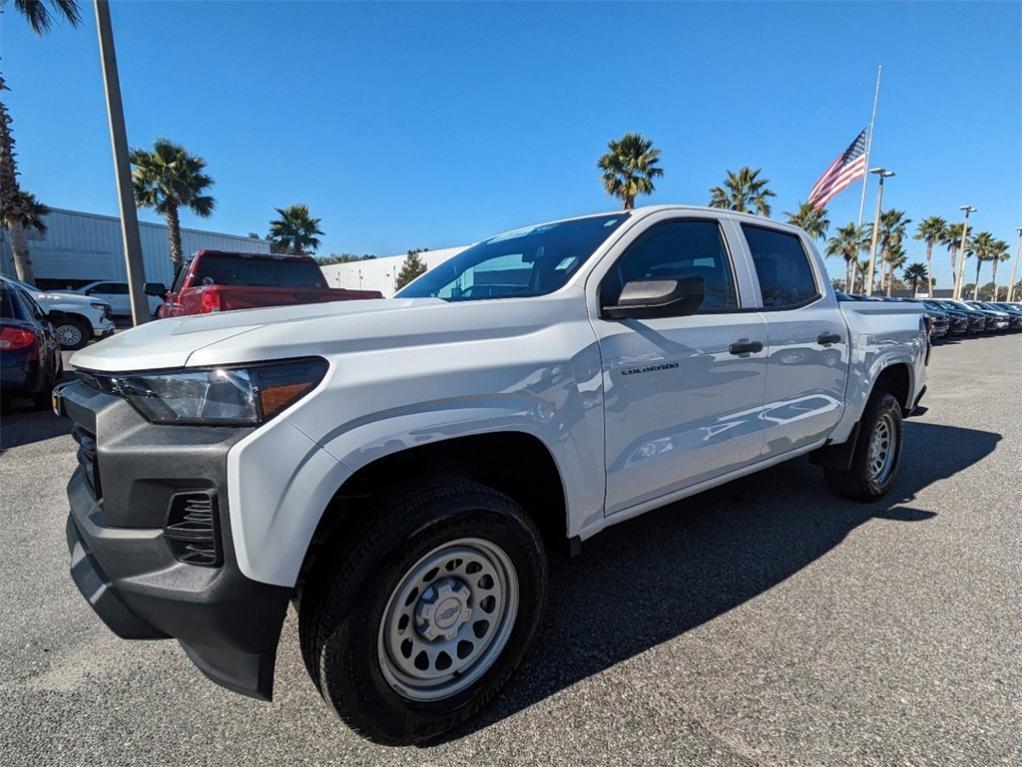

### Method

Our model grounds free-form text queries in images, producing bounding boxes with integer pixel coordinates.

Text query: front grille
[163,492,222,567]
[71,424,102,500]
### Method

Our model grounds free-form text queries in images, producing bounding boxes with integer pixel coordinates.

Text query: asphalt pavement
[1,335,1020,766]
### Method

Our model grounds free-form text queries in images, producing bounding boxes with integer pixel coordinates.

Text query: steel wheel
[378,537,519,702]
[55,322,83,348]
[867,411,897,484]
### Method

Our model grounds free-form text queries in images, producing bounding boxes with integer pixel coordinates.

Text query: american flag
[808,129,868,209]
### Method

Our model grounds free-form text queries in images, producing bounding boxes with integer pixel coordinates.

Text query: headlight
[87,357,328,425]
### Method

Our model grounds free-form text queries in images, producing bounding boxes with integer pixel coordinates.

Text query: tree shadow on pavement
[437,420,1000,743]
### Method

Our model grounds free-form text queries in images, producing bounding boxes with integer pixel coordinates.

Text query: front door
[591,217,770,515]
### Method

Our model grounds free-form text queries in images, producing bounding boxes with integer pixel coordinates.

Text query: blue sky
[4,1,1020,286]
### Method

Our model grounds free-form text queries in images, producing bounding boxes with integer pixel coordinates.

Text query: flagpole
[856,64,883,229]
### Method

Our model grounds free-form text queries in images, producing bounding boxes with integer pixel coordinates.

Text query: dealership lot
[1,336,1019,766]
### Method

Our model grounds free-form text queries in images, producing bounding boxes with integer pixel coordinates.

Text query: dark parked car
[973,301,1022,331]
[882,297,950,339]
[922,301,969,336]
[960,300,1012,332]
[931,300,987,334]
[1,276,63,409]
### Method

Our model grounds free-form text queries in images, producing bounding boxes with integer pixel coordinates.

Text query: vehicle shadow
[0,370,75,452]
[435,420,1000,743]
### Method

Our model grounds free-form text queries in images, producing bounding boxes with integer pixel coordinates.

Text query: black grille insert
[164,492,222,567]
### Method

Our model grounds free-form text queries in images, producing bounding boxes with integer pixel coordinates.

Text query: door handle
[728,340,763,355]
[817,332,842,345]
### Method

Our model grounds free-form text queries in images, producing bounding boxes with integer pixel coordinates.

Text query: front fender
[227,395,604,588]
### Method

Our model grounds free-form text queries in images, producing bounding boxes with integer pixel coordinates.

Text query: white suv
[3,276,114,349]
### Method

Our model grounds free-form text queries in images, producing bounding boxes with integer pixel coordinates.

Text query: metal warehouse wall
[0,208,270,288]
[320,245,468,296]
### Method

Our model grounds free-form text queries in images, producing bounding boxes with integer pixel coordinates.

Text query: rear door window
[193,256,326,288]
[742,225,819,309]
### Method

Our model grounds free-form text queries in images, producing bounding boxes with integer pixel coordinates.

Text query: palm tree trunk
[845,257,852,292]
[165,202,183,270]
[991,259,999,301]
[973,259,982,300]
[6,217,35,284]
[886,262,893,297]
[925,243,933,297]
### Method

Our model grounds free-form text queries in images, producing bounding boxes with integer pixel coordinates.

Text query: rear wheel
[824,391,903,501]
[53,316,90,350]
[299,476,547,744]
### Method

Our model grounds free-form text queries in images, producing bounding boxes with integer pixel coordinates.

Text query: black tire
[824,391,903,501]
[299,476,547,744]
[53,316,91,350]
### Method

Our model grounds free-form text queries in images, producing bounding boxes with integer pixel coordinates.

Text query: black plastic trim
[62,379,293,700]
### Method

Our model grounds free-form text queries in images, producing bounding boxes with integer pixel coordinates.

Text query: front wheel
[53,316,90,350]
[299,477,547,744]
[824,391,903,501]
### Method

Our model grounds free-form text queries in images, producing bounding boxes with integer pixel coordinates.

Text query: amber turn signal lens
[259,381,313,418]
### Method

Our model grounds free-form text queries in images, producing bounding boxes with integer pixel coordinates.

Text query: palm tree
[0,189,49,233]
[597,133,663,209]
[0,2,81,284]
[825,222,866,291]
[784,202,829,241]
[942,222,965,289]
[708,166,776,216]
[4,0,81,33]
[903,262,928,296]
[130,139,215,270]
[885,236,907,296]
[985,238,1011,300]
[967,232,1005,299]
[877,210,910,294]
[913,216,946,298]
[269,204,324,255]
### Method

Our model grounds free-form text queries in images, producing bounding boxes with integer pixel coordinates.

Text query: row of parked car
[836,292,1022,338]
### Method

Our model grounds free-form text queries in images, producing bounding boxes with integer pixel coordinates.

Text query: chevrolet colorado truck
[57,206,928,743]
[155,250,382,317]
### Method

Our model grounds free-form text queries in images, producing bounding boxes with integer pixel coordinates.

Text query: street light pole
[1007,228,1022,303]
[864,167,894,296]
[952,205,976,300]
[94,0,149,326]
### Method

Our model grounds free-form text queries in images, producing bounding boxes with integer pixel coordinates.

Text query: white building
[0,207,269,290]
[320,245,468,297]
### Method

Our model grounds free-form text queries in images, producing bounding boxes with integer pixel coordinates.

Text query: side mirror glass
[144,282,167,296]
[602,275,705,320]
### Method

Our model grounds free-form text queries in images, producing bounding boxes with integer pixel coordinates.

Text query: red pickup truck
[156,250,382,318]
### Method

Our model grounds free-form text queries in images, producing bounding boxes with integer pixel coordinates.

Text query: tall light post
[864,167,894,296]
[1007,227,1022,302]
[952,205,976,300]
[95,0,149,326]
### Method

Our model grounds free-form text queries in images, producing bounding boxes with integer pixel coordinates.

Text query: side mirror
[602,276,705,320]
[144,282,167,296]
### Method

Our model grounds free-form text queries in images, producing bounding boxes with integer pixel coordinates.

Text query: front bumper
[61,379,291,700]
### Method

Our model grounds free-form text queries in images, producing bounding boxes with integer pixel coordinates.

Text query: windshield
[397,214,629,301]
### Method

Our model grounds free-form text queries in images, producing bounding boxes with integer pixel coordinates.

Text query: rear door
[740,224,848,455]
[589,213,770,514]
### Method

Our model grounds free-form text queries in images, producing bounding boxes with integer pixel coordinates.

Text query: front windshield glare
[397,214,629,301]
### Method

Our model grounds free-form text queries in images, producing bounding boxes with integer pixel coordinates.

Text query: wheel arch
[296,430,569,591]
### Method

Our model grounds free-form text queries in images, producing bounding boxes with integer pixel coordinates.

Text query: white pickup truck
[58,206,928,743]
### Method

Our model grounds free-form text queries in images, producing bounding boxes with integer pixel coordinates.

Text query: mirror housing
[144,282,167,296]
[602,276,705,320]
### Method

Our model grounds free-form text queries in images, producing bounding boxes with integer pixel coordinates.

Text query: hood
[70,293,584,372]
[32,290,105,307]
[69,298,444,372]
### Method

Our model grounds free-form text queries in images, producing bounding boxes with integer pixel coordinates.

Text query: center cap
[415,577,472,641]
